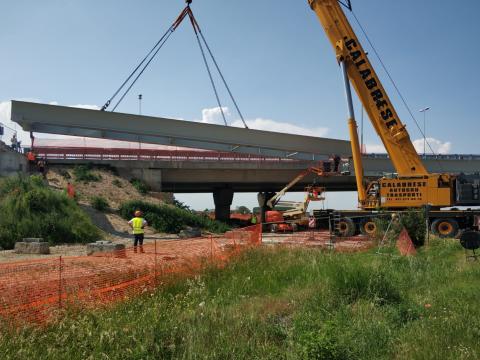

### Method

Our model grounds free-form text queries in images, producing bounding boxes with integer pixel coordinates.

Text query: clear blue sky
[1,0,479,210]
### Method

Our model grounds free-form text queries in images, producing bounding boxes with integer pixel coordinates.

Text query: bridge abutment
[213,188,234,222]
[0,141,27,176]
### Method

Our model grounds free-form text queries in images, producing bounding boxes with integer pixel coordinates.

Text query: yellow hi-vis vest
[132,217,145,234]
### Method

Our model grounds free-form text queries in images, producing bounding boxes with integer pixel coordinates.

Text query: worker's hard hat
[135,210,142,217]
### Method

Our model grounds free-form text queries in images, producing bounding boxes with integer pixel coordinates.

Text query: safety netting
[261,230,373,252]
[0,225,261,326]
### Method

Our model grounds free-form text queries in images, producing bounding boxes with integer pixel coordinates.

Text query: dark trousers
[134,234,144,252]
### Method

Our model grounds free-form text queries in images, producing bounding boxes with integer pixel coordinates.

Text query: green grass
[0,175,101,249]
[1,240,480,359]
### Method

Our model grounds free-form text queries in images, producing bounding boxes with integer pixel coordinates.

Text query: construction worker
[251,214,257,225]
[26,150,36,171]
[333,154,341,173]
[128,210,148,253]
[66,182,75,199]
[37,159,46,178]
[10,134,17,151]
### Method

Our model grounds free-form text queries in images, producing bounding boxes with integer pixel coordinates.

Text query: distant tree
[236,206,251,215]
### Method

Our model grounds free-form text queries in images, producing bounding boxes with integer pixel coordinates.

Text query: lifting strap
[101,1,248,129]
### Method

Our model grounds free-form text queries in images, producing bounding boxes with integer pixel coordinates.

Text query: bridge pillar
[213,188,234,222]
[257,191,276,225]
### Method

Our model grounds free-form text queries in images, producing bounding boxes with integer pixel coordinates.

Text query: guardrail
[32,146,480,163]
[32,146,304,163]
[364,153,480,161]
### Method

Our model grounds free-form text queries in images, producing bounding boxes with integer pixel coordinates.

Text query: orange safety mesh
[396,227,417,256]
[262,230,373,253]
[0,225,261,326]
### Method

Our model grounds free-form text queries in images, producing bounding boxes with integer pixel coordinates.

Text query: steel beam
[10,101,351,161]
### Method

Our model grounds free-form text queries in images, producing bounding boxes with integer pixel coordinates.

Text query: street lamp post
[419,107,430,157]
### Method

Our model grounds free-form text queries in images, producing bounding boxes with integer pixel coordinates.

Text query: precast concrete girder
[10,101,351,161]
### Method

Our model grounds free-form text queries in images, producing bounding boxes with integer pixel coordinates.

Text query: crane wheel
[431,218,459,238]
[360,219,377,237]
[337,217,355,237]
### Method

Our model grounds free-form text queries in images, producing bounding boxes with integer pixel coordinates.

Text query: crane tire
[337,217,355,237]
[431,218,459,238]
[360,219,377,237]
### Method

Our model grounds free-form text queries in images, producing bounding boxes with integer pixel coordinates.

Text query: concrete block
[23,238,44,243]
[87,241,126,256]
[179,227,202,239]
[15,241,50,255]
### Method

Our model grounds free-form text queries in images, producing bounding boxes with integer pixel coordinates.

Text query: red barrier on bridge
[32,146,300,163]
[0,225,261,326]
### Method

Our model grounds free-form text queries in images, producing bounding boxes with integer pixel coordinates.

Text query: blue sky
[1,0,479,210]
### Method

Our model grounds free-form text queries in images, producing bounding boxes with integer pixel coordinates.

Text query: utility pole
[419,107,430,157]
[360,106,364,153]
[138,94,143,155]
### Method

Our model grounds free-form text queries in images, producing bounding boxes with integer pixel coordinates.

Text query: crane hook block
[186,0,192,4]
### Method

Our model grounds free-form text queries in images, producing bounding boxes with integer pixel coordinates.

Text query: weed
[130,178,150,195]
[111,179,122,188]
[119,200,229,234]
[374,209,427,246]
[91,196,109,212]
[73,164,101,183]
[59,169,71,179]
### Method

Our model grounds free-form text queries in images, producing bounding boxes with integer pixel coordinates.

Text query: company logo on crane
[343,36,398,130]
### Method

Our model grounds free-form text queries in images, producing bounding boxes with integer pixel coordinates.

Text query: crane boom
[266,166,324,209]
[308,0,428,177]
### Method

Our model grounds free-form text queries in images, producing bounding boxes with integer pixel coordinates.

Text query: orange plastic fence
[262,230,373,252]
[396,227,417,256]
[0,225,261,326]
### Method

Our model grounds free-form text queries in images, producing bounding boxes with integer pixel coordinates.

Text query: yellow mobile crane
[309,0,480,237]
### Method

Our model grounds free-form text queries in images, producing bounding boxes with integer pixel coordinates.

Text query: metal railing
[32,146,305,163]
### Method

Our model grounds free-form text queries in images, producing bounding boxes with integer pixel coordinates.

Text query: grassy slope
[0,175,101,249]
[1,240,480,360]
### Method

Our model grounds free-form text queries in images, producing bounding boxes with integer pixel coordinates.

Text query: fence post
[210,235,213,263]
[257,223,263,245]
[58,256,63,309]
[154,239,157,285]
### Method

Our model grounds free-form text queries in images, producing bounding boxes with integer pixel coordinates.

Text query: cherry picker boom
[308,0,480,238]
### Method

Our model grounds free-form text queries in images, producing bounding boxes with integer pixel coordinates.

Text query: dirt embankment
[46,166,172,210]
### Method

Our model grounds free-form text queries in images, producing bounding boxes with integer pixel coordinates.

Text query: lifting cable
[188,8,228,126]
[101,1,248,129]
[349,10,445,170]
[101,7,189,112]
[187,7,249,128]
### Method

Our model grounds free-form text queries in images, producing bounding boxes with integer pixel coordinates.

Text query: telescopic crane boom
[308,0,427,178]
